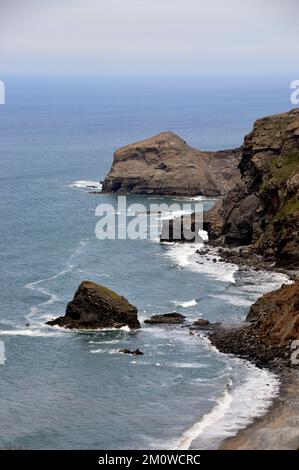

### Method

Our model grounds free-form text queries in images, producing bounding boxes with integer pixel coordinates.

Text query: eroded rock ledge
[102,131,241,196]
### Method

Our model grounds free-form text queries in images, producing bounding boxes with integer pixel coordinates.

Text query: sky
[0,0,298,75]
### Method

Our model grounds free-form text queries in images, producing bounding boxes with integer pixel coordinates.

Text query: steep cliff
[246,281,299,346]
[102,131,241,197]
[210,281,299,369]
[205,109,299,268]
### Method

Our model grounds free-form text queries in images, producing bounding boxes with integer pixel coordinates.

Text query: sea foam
[70,180,102,190]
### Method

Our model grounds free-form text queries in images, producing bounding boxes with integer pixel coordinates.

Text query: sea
[0,75,295,449]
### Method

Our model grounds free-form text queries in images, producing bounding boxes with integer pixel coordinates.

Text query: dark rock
[196,248,210,255]
[119,348,144,355]
[160,212,203,243]
[245,281,299,346]
[209,281,299,370]
[102,131,241,197]
[192,318,210,326]
[144,312,186,325]
[204,108,299,269]
[46,280,140,330]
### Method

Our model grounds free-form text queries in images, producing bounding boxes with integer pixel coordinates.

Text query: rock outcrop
[210,281,299,369]
[144,312,186,325]
[192,318,210,326]
[160,212,202,243]
[204,109,299,268]
[246,282,299,346]
[102,132,241,197]
[119,348,144,355]
[46,281,140,329]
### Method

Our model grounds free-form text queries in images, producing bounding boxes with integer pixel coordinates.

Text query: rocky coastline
[54,109,299,449]
[156,110,299,448]
[207,281,299,372]
[204,108,299,269]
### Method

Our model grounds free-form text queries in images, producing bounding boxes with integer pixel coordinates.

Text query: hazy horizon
[0,0,298,76]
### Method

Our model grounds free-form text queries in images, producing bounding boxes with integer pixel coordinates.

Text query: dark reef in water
[144,312,186,325]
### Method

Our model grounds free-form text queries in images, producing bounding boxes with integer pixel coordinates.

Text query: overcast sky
[0,0,298,75]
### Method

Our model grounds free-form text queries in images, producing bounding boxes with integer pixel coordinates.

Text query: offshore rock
[46,280,140,330]
[102,131,241,197]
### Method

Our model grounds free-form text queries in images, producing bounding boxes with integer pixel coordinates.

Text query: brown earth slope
[210,281,299,369]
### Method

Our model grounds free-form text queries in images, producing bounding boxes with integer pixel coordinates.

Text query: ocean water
[0,75,294,449]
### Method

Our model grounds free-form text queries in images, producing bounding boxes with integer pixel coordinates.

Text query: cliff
[210,281,299,369]
[204,109,299,268]
[102,131,241,197]
[246,281,299,347]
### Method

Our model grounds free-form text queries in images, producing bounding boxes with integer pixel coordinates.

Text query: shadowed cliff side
[204,109,299,268]
[102,131,241,197]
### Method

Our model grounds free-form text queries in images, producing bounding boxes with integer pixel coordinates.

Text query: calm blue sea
[0,75,294,449]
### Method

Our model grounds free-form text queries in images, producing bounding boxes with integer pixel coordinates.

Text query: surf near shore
[205,277,299,450]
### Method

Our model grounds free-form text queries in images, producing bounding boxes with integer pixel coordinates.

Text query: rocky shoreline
[56,109,298,449]
[156,109,299,449]
[219,368,299,450]
[191,276,299,449]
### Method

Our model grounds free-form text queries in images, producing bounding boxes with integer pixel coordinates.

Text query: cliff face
[247,281,299,347]
[102,131,241,197]
[205,109,299,268]
[210,281,299,369]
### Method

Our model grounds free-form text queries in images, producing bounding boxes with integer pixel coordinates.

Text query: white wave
[171,362,207,369]
[191,363,279,450]
[177,334,280,450]
[160,209,194,221]
[89,348,108,354]
[177,386,233,450]
[120,325,131,332]
[89,339,120,345]
[189,195,209,201]
[163,243,238,283]
[89,348,122,354]
[173,299,198,308]
[24,239,88,326]
[212,270,292,310]
[210,294,252,307]
[238,270,291,296]
[70,180,102,190]
[0,328,67,337]
[68,326,133,333]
